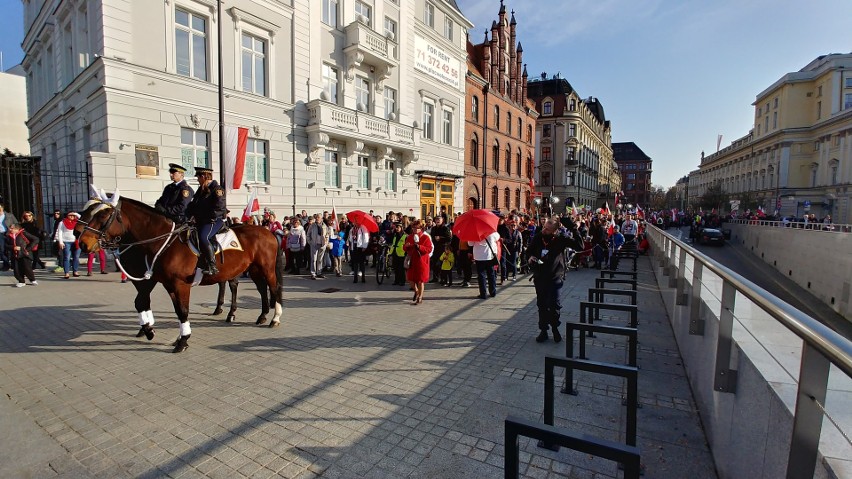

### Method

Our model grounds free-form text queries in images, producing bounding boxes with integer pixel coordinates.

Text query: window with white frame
[471,96,479,121]
[424,3,434,27]
[180,128,210,175]
[356,77,371,112]
[385,159,396,191]
[322,64,339,104]
[241,33,266,95]
[384,17,397,41]
[542,124,550,138]
[384,87,396,120]
[325,150,340,188]
[244,138,268,183]
[846,77,852,88]
[354,0,372,27]
[442,109,453,144]
[811,164,818,187]
[542,101,552,115]
[568,124,576,137]
[356,155,370,189]
[322,0,338,27]
[845,93,852,109]
[444,17,454,40]
[175,9,208,80]
[422,101,434,140]
[830,161,838,185]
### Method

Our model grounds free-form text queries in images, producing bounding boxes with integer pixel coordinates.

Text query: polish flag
[224,126,249,190]
[330,199,339,232]
[241,188,260,223]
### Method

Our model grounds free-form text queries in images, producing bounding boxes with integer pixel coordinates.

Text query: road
[670,226,852,341]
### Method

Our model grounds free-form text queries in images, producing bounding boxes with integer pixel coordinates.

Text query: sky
[1,0,850,188]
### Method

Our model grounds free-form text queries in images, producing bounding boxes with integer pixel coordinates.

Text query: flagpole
[217,0,226,194]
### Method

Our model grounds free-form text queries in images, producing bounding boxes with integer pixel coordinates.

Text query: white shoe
[30,281,38,286]
[15,283,25,288]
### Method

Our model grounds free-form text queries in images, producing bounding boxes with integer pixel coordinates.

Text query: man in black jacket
[155,163,194,223]
[429,215,451,283]
[526,217,584,343]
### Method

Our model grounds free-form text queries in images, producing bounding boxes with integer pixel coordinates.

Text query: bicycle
[375,243,393,285]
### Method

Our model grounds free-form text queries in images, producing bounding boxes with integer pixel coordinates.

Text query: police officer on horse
[154,163,194,223]
[186,166,226,276]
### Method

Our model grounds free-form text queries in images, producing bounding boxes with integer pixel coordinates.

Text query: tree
[699,182,728,211]
[649,185,667,210]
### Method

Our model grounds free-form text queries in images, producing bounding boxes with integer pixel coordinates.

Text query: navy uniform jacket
[186,180,227,223]
[526,226,584,281]
[155,180,194,223]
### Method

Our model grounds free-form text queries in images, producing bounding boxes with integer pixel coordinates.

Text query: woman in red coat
[404,219,433,305]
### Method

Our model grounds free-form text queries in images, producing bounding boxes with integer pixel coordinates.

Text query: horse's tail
[275,246,285,305]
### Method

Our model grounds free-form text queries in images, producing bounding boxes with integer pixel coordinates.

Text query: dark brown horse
[75,193,284,352]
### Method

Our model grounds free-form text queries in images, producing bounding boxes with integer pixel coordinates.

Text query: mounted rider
[186,166,226,276]
[154,163,194,223]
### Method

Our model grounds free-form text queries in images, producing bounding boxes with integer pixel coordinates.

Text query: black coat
[526,227,583,281]
[186,181,226,223]
[155,180,194,223]
[12,230,39,259]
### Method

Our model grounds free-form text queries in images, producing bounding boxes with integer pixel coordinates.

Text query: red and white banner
[241,188,259,223]
[224,126,249,190]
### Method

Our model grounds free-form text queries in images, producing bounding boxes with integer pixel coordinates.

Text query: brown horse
[75,193,284,353]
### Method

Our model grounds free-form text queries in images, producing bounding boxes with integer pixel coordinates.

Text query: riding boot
[551,311,562,344]
[173,334,190,353]
[202,243,219,275]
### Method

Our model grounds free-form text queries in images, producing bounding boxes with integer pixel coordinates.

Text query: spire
[522,64,528,77]
[517,42,523,53]
[499,0,506,14]
[491,20,498,31]
[510,10,517,25]
[483,29,489,42]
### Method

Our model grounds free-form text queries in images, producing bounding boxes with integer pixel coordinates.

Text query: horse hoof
[226,315,236,323]
[255,317,268,326]
[135,327,146,338]
[268,321,280,328]
[212,307,224,316]
[144,325,155,341]
[172,336,189,353]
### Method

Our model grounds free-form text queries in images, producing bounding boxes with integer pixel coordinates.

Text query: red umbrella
[452,209,500,242]
[346,210,379,233]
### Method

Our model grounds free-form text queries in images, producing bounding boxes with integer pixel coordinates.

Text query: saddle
[187,225,244,257]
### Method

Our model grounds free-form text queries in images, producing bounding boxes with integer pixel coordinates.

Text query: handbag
[404,255,412,269]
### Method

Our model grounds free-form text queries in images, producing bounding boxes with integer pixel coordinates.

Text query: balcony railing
[307,99,417,149]
[344,20,398,66]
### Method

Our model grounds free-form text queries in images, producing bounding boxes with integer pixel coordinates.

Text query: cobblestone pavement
[0,256,716,478]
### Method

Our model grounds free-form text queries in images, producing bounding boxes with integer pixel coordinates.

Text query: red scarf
[63,218,78,229]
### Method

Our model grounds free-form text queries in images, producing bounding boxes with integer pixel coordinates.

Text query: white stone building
[21,0,471,219]
[0,67,30,155]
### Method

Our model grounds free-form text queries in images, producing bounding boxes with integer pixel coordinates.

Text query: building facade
[612,142,652,207]
[462,3,537,214]
[21,0,471,219]
[693,53,852,221]
[0,67,30,155]
[527,77,614,213]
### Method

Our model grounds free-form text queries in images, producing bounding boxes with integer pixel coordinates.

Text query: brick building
[613,142,653,207]
[463,2,537,213]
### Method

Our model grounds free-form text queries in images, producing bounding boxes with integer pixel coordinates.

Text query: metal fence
[1,155,90,255]
[727,218,852,232]
[647,225,852,479]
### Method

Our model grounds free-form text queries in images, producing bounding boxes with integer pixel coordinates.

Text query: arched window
[493,141,500,172]
[527,125,532,143]
[517,118,522,138]
[505,146,511,174]
[506,112,512,133]
[543,101,552,115]
[471,96,479,122]
[491,186,499,208]
[515,188,521,210]
[516,148,522,177]
[494,106,500,129]
[470,134,479,168]
[504,188,511,210]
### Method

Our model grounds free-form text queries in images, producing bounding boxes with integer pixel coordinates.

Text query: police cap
[168,163,187,173]
[193,167,214,175]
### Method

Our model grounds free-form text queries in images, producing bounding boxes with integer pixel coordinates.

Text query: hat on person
[67,211,80,217]
[194,166,214,175]
[168,163,187,173]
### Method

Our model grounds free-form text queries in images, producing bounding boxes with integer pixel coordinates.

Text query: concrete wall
[727,223,852,321]
[647,232,850,479]
[0,71,30,154]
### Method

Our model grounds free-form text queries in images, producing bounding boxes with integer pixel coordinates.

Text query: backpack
[287,230,303,252]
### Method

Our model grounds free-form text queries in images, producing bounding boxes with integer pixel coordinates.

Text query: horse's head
[76,190,122,253]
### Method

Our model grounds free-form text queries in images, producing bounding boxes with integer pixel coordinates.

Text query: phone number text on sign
[414,35,461,89]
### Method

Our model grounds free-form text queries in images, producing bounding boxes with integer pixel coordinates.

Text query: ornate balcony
[306,99,420,166]
[343,19,397,83]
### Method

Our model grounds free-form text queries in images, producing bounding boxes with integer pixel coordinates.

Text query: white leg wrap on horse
[138,312,147,326]
[180,322,191,337]
[145,310,155,326]
[272,303,282,322]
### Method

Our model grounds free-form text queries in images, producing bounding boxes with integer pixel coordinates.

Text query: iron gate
[1,155,90,254]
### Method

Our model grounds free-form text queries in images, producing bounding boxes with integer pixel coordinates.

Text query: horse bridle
[78,202,122,249]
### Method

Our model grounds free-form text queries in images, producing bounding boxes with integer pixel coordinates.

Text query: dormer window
[542,101,552,116]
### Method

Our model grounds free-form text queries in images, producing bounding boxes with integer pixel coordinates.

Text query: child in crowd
[8,223,39,287]
[439,244,455,286]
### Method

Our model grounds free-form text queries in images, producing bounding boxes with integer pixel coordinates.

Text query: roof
[612,142,652,162]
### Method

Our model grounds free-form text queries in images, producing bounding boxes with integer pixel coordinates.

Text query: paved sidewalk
[0,257,716,478]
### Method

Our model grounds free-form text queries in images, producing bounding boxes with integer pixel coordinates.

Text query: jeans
[62,242,81,274]
[501,250,518,280]
[475,260,497,297]
[0,234,9,268]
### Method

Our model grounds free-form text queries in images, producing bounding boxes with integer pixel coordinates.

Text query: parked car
[698,228,725,246]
